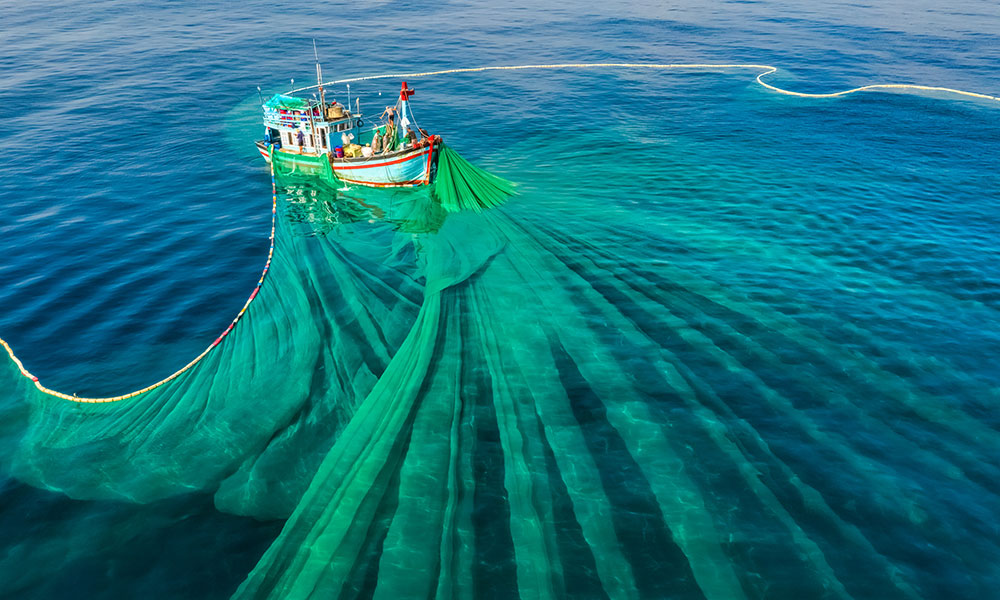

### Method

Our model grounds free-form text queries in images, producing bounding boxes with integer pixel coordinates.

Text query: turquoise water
[2,1,999,598]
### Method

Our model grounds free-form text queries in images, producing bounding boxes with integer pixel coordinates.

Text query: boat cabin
[261,94,364,155]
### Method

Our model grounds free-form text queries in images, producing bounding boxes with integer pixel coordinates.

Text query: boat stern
[255,140,272,163]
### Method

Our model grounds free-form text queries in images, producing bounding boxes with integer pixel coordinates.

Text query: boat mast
[399,81,415,142]
[308,102,318,152]
[313,39,326,109]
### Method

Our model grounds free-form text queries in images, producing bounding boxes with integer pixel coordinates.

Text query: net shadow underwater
[2,77,1000,599]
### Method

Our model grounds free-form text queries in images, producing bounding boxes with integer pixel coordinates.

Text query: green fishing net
[1,148,512,525]
[6,197,419,518]
[1,145,991,599]
[433,144,516,213]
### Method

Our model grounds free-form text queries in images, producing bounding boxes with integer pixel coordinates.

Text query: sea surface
[1,1,999,598]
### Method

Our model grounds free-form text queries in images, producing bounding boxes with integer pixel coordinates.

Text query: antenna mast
[313,39,326,109]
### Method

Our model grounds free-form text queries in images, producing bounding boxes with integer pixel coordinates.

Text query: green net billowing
[230,206,754,599]
[2,160,995,599]
[432,144,516,213]
[5,215,422,518]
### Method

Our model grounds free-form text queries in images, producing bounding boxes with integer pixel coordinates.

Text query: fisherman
[381,123,396,153]
[375,106,399,153]
[404,126,417,147]
[379,106,397,123]
[371,129,382,153]
[296,127,306,147]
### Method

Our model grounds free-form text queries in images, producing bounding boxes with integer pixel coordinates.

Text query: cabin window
[284,132,293,146]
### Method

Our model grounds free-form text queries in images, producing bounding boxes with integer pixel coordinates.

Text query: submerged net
[432,144,516,213]
[271,150,341,187]
[2,132,999,598]
[269,143,514,217]
[1,193,421,517]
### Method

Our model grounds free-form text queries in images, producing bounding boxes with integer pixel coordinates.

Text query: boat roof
[263,94,313,111]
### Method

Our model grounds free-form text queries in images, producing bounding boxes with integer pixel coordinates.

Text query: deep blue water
[2,1,999,598]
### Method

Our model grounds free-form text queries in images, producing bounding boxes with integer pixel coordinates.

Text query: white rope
[286,63,999,104]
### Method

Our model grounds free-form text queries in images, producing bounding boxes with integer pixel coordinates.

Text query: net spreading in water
[2,65,999,599]
[4,171,987,598]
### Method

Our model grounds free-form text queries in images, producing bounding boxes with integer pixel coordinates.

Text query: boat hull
[257,141,436,188]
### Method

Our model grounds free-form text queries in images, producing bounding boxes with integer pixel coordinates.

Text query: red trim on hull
[257,140,437,186]
[422,139,437,184]
[333,148,430,170]
[337,176,428,188]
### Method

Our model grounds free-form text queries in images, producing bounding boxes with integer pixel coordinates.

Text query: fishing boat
[256,46,515,212]
[255,77,441,188]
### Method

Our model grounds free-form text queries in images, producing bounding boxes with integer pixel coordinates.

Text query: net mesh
[0,146,989,599]
[4,198,421,517]
[432,144,516,213]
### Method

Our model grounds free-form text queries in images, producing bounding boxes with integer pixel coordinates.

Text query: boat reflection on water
[280,176,448,237]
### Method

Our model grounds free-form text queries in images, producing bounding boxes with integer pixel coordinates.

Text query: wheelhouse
[261,94,364,155]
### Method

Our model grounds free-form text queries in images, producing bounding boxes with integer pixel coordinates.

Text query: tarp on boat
[263,94,311,111]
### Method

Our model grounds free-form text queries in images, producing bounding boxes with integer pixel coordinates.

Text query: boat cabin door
[265,127,281,148]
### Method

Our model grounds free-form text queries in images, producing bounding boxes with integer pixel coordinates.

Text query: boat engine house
[261,94,363,155]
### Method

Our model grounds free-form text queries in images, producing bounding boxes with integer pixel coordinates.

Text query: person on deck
[296,128,306,148]
[381,123,396,153]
